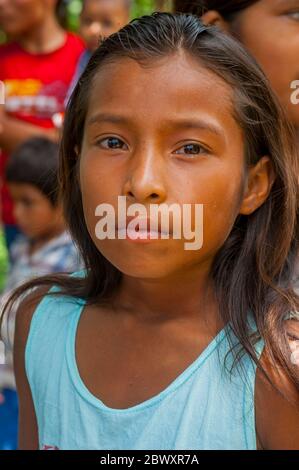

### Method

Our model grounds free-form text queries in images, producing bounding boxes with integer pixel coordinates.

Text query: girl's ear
[201,10,231,33]
[239,156,276,215]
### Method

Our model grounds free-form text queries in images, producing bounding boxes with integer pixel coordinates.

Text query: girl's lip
[117,227,170,242]
[116,216,172,236]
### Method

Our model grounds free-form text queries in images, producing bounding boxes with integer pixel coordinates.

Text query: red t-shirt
[0,32,84,225]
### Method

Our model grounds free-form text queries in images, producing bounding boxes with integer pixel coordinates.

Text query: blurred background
[0,0,173,43]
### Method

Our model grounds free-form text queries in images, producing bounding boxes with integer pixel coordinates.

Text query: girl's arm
[14,288,49,449]
[255,323,299,450]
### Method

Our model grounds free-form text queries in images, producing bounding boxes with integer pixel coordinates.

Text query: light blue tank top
[25,272,264,450]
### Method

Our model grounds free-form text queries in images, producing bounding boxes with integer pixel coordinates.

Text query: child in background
[3,14,299,450]
[0,136,83,450]
[0,0,84,251]
[4,137,83,290]
[65,0,131,105]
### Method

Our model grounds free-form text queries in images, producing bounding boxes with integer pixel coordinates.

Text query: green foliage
[66,0,83,31]
[131,0,157,17]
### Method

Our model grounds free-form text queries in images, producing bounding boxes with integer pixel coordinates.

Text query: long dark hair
[1,13,299,389]
[173,0,259,18]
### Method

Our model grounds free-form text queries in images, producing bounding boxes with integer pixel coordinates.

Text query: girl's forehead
[86,54,236,128]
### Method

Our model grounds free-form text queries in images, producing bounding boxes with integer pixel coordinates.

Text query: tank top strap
[25,271,87,408]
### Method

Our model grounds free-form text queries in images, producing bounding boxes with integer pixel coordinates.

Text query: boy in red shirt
[0,0,84,251]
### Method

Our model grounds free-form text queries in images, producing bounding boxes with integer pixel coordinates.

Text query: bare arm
[255,322,299,450]
[0,114,59,153]
[13,287,50,449]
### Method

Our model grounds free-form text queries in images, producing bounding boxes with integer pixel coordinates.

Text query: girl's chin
[107,261,174,280]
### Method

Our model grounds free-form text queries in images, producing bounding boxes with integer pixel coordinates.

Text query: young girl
[2,13,299,450]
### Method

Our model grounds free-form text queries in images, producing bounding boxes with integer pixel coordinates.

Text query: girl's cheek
[201,183,245,245]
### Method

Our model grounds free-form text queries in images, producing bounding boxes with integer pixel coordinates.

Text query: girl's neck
[113,262,222,333]
[18,16,66,54]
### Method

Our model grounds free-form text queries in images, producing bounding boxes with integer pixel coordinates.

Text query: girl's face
[227,0,299,127]
[79,53,271,280]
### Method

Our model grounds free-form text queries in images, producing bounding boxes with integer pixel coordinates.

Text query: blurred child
[0,136,83,450]
[0,0,84,251]
[65,0,131,105]
[81,0,130,52]
[4,137,83,290]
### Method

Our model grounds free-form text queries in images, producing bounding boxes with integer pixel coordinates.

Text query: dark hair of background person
[5,137,60,206]
[173,0,259,18]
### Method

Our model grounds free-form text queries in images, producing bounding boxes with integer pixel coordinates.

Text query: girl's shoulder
[14,284,52,353]
[14,270,87,351]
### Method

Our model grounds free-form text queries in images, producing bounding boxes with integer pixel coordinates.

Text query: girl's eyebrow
[87,113,224,137]
[87,113,130,126]
[164,118,224,138]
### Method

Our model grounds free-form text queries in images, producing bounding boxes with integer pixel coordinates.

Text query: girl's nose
[123,150,167,205]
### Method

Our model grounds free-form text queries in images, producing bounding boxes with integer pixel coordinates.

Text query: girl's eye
[174,143,209,156]
[97,137,128,150]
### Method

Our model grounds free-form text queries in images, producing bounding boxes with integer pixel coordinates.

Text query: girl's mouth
[117,217,171,242]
